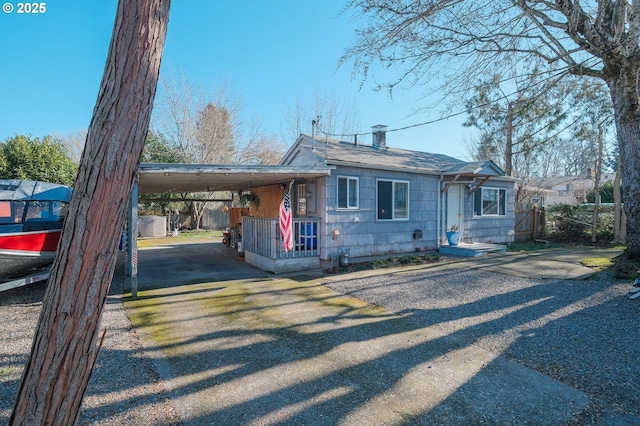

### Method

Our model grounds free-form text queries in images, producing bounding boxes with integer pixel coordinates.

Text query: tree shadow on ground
[118,267,613,425]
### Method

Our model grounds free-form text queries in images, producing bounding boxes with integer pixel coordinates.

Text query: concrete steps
[439,242,507,257]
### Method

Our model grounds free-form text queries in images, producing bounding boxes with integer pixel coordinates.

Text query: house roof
[527,173,615,190]
[281,134,508,179]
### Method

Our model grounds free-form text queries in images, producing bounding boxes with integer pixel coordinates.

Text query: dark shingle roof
[288,134,505,177]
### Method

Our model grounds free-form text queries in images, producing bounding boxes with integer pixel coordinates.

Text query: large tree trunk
[10,1,170,424]
[608,64,640,258]
[613,157,625,244]
[591,124,603,243]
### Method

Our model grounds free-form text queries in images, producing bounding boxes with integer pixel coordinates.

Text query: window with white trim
[474,187,506,216]
[377,179,409,220]
[337,176,359,209]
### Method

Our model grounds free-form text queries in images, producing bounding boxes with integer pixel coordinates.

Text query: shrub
[546,203,616,243]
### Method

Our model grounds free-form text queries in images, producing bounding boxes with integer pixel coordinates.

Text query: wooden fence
[514,207,546,242]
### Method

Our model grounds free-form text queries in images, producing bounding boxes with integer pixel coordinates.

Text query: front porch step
[439,242,507,257]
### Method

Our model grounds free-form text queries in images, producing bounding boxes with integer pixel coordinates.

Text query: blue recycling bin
[299,222,317,249]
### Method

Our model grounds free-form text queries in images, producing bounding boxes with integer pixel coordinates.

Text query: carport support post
[126,180,139,298]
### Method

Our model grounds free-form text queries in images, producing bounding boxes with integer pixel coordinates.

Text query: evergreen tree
[0,135,77,186]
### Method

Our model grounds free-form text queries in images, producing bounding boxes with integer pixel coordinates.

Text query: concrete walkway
[437,246,623,280]
[124,240,621,425]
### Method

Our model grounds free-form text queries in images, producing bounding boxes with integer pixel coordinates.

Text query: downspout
[437,174,443,249]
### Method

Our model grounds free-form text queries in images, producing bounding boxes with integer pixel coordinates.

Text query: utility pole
[505,102,513,176]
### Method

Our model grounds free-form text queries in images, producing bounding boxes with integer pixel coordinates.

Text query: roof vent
[372,125,387,149]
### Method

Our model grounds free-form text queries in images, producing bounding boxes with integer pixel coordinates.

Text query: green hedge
[546,204,616,242]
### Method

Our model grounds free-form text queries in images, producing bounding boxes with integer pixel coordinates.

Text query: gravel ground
[0,271,182,425]
[1,260,640,425]
[323,267,640,425]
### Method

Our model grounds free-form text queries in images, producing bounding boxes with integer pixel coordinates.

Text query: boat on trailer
[0,179,72,283]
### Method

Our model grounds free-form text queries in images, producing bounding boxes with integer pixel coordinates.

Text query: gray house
[243,126,515,272]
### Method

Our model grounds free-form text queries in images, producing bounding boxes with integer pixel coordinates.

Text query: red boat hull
[0,230,61,278]
[0,230,61,253]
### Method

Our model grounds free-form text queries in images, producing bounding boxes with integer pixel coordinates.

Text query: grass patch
[580,257,613,270]
[268,279,389,316]
[327,253,442,274]
[0,367,15,377]
[546,360,564,374]
[202,285,252,321]
[137,230,222,248]
[178,229,223,238]
[125,290,181,351]
[396,410,418,421]
[507,241,554,252]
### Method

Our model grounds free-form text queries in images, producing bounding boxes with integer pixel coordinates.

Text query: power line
[316,67,575,140]
[316,29,626,142]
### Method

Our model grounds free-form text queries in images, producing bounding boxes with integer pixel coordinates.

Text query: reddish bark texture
[607,64,640,258]
[10,0,170,424]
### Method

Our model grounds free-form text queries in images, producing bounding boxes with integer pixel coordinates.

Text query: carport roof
[137,163,333,194]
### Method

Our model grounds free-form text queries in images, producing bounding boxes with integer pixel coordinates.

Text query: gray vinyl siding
[319,165,439,259]
[282,136,516,258]
[463,180,515,244]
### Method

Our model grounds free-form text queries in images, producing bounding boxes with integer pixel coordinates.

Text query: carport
[126,163,333,297]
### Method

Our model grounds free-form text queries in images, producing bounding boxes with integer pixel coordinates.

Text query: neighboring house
[525,171,615,206]
[243,126,516,272]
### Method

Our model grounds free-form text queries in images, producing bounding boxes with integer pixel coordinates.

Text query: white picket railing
[242,217,320,259]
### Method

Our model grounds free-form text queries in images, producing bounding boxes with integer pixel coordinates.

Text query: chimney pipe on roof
[311,118,317,150]
[372,125,387,149]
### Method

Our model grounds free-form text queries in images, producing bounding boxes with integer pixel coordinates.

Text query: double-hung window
[337,176,359,209]
[377,179,409,220]
[474,187,506,216]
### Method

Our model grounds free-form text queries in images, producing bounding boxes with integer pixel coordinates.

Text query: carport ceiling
[137,163,333,194]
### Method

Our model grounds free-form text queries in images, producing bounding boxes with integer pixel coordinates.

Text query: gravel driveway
[0,270,181,425]
[1,247,639,425]
[323,266,640,425]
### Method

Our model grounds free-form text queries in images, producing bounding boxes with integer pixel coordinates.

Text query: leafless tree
[234,117,286,165]
[195,102,236,163]
[281,87,363,144]
[341,0,640,258]
[152,75,285,228]
[59,130,87,164]
[152,71,202,158]
[10,0,170,423]
[152,74,287,165]
[152,74,248,162]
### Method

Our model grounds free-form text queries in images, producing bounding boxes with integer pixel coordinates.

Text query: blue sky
[0,1,472,159]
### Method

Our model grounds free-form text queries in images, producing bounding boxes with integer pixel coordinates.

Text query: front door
[447,185,463,232]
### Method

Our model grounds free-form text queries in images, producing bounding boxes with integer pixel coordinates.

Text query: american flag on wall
[279,181,294,252]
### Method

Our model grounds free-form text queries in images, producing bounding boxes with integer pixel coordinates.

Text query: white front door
[447,185,463,232]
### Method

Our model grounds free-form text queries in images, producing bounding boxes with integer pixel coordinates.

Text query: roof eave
[326,159,443,175]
